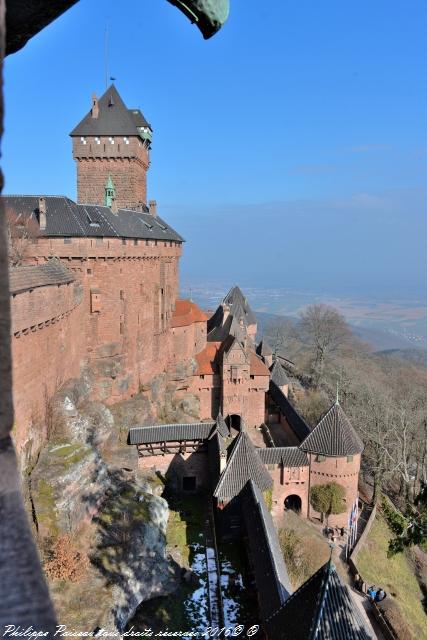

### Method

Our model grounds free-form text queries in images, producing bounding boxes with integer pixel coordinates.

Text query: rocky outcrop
[28,373,195,632]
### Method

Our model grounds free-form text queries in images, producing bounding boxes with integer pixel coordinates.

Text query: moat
[128,489,260,637]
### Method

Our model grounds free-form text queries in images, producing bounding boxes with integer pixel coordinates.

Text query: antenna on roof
[104,25,109,89]
[335,381,340,405]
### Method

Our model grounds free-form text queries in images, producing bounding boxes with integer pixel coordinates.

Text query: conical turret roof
[214,431,272,501]
[300,402,364,457]
[70,85,151,137]
[265,558,373,639]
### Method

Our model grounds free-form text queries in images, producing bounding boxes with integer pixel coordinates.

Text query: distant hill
[376,348,427,370]
[255,310,423,353]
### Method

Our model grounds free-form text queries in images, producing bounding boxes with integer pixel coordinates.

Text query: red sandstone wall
[308,453,361,527]
[11,236,182,456]
[188,374,220,421]
[170,321,206,365]
[11,280,85,456]
[269,464,310,519]
[138,450,210,492]
[73,136,149,208]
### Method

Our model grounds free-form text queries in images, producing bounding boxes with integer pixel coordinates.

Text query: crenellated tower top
[70,85,152,211]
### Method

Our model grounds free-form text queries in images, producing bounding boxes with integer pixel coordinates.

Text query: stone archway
[226,413,242,435]
[284,494,302,514]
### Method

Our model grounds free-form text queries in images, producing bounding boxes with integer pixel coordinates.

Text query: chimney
[91,94,99,118]
[149,200,157,217]
[38,197,46,230]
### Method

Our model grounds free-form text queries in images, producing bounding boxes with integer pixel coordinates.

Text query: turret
[70,85,152,210]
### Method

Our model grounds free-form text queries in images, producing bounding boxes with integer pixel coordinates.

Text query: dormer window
[80,136,87,145]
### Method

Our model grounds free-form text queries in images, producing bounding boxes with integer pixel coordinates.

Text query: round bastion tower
[300,400,364,528]
[70,85,152,210]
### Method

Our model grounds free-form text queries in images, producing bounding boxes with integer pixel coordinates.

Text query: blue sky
[3,0,427,295]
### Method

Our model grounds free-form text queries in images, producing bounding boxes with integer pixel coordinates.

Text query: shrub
[44,534,88,582]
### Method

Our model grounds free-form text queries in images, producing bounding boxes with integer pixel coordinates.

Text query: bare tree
[298,304,350,387]
[6,207,39,266]
[265,317,296,359]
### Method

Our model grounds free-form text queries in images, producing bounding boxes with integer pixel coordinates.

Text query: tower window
[134,239,138,246]
[316,454,326,463]
[80,136,87,145]
[109,137,115,144]
[95,137,100,145]
[64,237,72,244]
[347,455,354,462]
[122,239,126,245]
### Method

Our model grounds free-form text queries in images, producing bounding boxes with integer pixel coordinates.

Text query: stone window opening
[64,237,72,244]
[90,290,101,313]
[96,237,103,246]
[347,455,353,462]
[182,476,196,492]
[120,290,124,301]
[134,239,138,246]
[122,238,126,245]
[316,454,326,463]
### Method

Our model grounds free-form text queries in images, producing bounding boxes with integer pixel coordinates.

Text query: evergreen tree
[310,482,346,525]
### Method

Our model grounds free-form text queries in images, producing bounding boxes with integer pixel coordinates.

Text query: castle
[4,86,369,637]
[5,84,363,526]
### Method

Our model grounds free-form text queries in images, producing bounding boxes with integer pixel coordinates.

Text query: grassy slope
[357,515,426,639]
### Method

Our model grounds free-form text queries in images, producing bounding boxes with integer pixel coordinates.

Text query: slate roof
[128,422,215,445]
[243,481,292,619]
[223,285,257,325]
[256,339,273,357]
[264,559,373,640]
[207,304,246,343]
[213,431,272,501]
[2,196,183,242]
[9,258,74,295]
[70,85,152,137]
[269,381,311,442]
[270,360,290,387]
[257,447,308,468]
[215,413,230,438]
[300,403,364,457]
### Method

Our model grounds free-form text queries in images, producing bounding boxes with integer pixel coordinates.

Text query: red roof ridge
[171,298,208,328]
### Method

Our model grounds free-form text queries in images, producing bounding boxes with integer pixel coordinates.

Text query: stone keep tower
[70,85,152,210]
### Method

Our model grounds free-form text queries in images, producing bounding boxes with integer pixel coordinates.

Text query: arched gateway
[284,494,302,514]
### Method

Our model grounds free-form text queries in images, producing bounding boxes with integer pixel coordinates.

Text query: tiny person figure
[367,585,377,602]
[376,589,386,602]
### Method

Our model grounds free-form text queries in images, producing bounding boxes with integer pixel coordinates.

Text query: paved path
[349,588,386,640]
